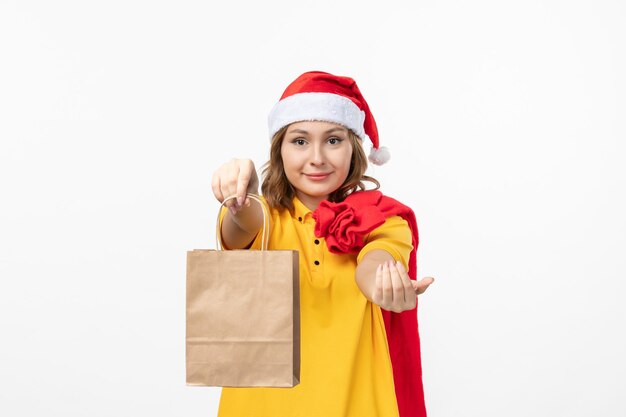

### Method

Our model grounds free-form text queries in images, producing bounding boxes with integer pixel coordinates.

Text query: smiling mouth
[304,173,331,180]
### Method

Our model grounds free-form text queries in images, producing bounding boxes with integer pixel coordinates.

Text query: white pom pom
[368,146,391,165]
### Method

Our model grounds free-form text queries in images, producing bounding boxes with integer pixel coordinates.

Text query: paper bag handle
[216,194,270,251]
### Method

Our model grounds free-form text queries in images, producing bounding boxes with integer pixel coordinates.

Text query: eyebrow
[286,127,348,135]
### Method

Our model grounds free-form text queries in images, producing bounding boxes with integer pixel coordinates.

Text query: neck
[295,191,327,211]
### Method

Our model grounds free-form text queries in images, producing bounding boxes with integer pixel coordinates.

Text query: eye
[327,137,343,145]
[291,138,307,146]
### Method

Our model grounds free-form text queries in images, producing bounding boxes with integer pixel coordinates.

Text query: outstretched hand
[211,158,259,215]
[372,260,435,313]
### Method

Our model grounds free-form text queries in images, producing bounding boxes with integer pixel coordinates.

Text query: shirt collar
[292,196,314,223]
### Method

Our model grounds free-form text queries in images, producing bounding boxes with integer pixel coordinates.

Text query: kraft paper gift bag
[186,195,300,387]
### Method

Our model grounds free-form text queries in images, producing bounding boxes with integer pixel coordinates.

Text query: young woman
[211,71,434,417]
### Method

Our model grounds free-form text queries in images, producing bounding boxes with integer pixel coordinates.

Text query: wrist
[228,200,263,235]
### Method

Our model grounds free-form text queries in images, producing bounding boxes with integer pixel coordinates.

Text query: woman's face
[281,120,353,210]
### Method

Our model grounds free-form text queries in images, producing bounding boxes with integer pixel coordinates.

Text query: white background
[1,0,624,416]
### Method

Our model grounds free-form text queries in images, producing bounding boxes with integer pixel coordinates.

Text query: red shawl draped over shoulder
[312,190,426,417]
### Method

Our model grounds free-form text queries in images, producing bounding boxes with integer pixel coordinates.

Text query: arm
[355,217,434,312]
[356,250,433,313]
[220,200,264,249]
[355,248,398,304]
[211,159,264,249]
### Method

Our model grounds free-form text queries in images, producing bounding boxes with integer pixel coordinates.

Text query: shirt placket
[301,213,324,281]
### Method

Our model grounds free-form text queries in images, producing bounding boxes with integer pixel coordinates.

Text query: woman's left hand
[372,260,434,313]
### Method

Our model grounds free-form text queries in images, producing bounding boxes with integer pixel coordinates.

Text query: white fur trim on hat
[268,92,370,142]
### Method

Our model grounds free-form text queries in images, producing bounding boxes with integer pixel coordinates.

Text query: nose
[309,143,325,166]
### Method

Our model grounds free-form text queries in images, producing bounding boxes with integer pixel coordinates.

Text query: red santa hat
[267,71,390,165]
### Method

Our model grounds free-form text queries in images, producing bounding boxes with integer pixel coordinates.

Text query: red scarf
[313,190,426,417]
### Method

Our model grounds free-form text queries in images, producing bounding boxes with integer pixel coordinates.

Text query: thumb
[412,277,435,295]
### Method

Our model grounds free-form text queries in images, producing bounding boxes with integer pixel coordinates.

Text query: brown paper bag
[186,195,300,387]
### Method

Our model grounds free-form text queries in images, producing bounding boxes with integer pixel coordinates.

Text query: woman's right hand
[211,158,259,215]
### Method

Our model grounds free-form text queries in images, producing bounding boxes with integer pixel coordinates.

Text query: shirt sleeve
[356,215,414,269]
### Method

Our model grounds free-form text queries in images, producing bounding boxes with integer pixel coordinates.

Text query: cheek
[337,148,353,174]
[280,150,303,182]
[282,147,311,168]
[280,146,292,167]
[280,151,296,172]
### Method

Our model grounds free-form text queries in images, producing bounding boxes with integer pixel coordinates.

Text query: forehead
[286,120,349,134]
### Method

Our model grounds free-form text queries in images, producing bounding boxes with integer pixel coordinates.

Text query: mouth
[304,172,332,181]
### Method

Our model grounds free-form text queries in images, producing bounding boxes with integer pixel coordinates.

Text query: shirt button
[314,260,320,266]
[298,216,303,222]
[314,239,320,245]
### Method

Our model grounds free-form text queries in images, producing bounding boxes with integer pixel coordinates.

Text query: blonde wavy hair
[261,125,380,212]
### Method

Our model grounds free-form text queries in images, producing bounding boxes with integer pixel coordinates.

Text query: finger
[396,260,415,306]
[241,159,259,194]
[372,264,383,304]
[222,187,239,214]
[213,172,239,216]
[224,168,240,207]
[236,162,253,206]
[388,260,405,305]
[223,193,237,211]
[412,277,435,295]
[395,260,413,293]
[396,261,413,288]
[211,172,225,203]
[381,261,392,307]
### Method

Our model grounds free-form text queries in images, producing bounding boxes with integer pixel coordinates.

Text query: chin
[304,186,336,197]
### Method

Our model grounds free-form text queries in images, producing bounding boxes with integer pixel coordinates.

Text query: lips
[304,172,331,181]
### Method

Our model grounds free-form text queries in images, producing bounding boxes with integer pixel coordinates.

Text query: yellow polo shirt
[218,196,413,417]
